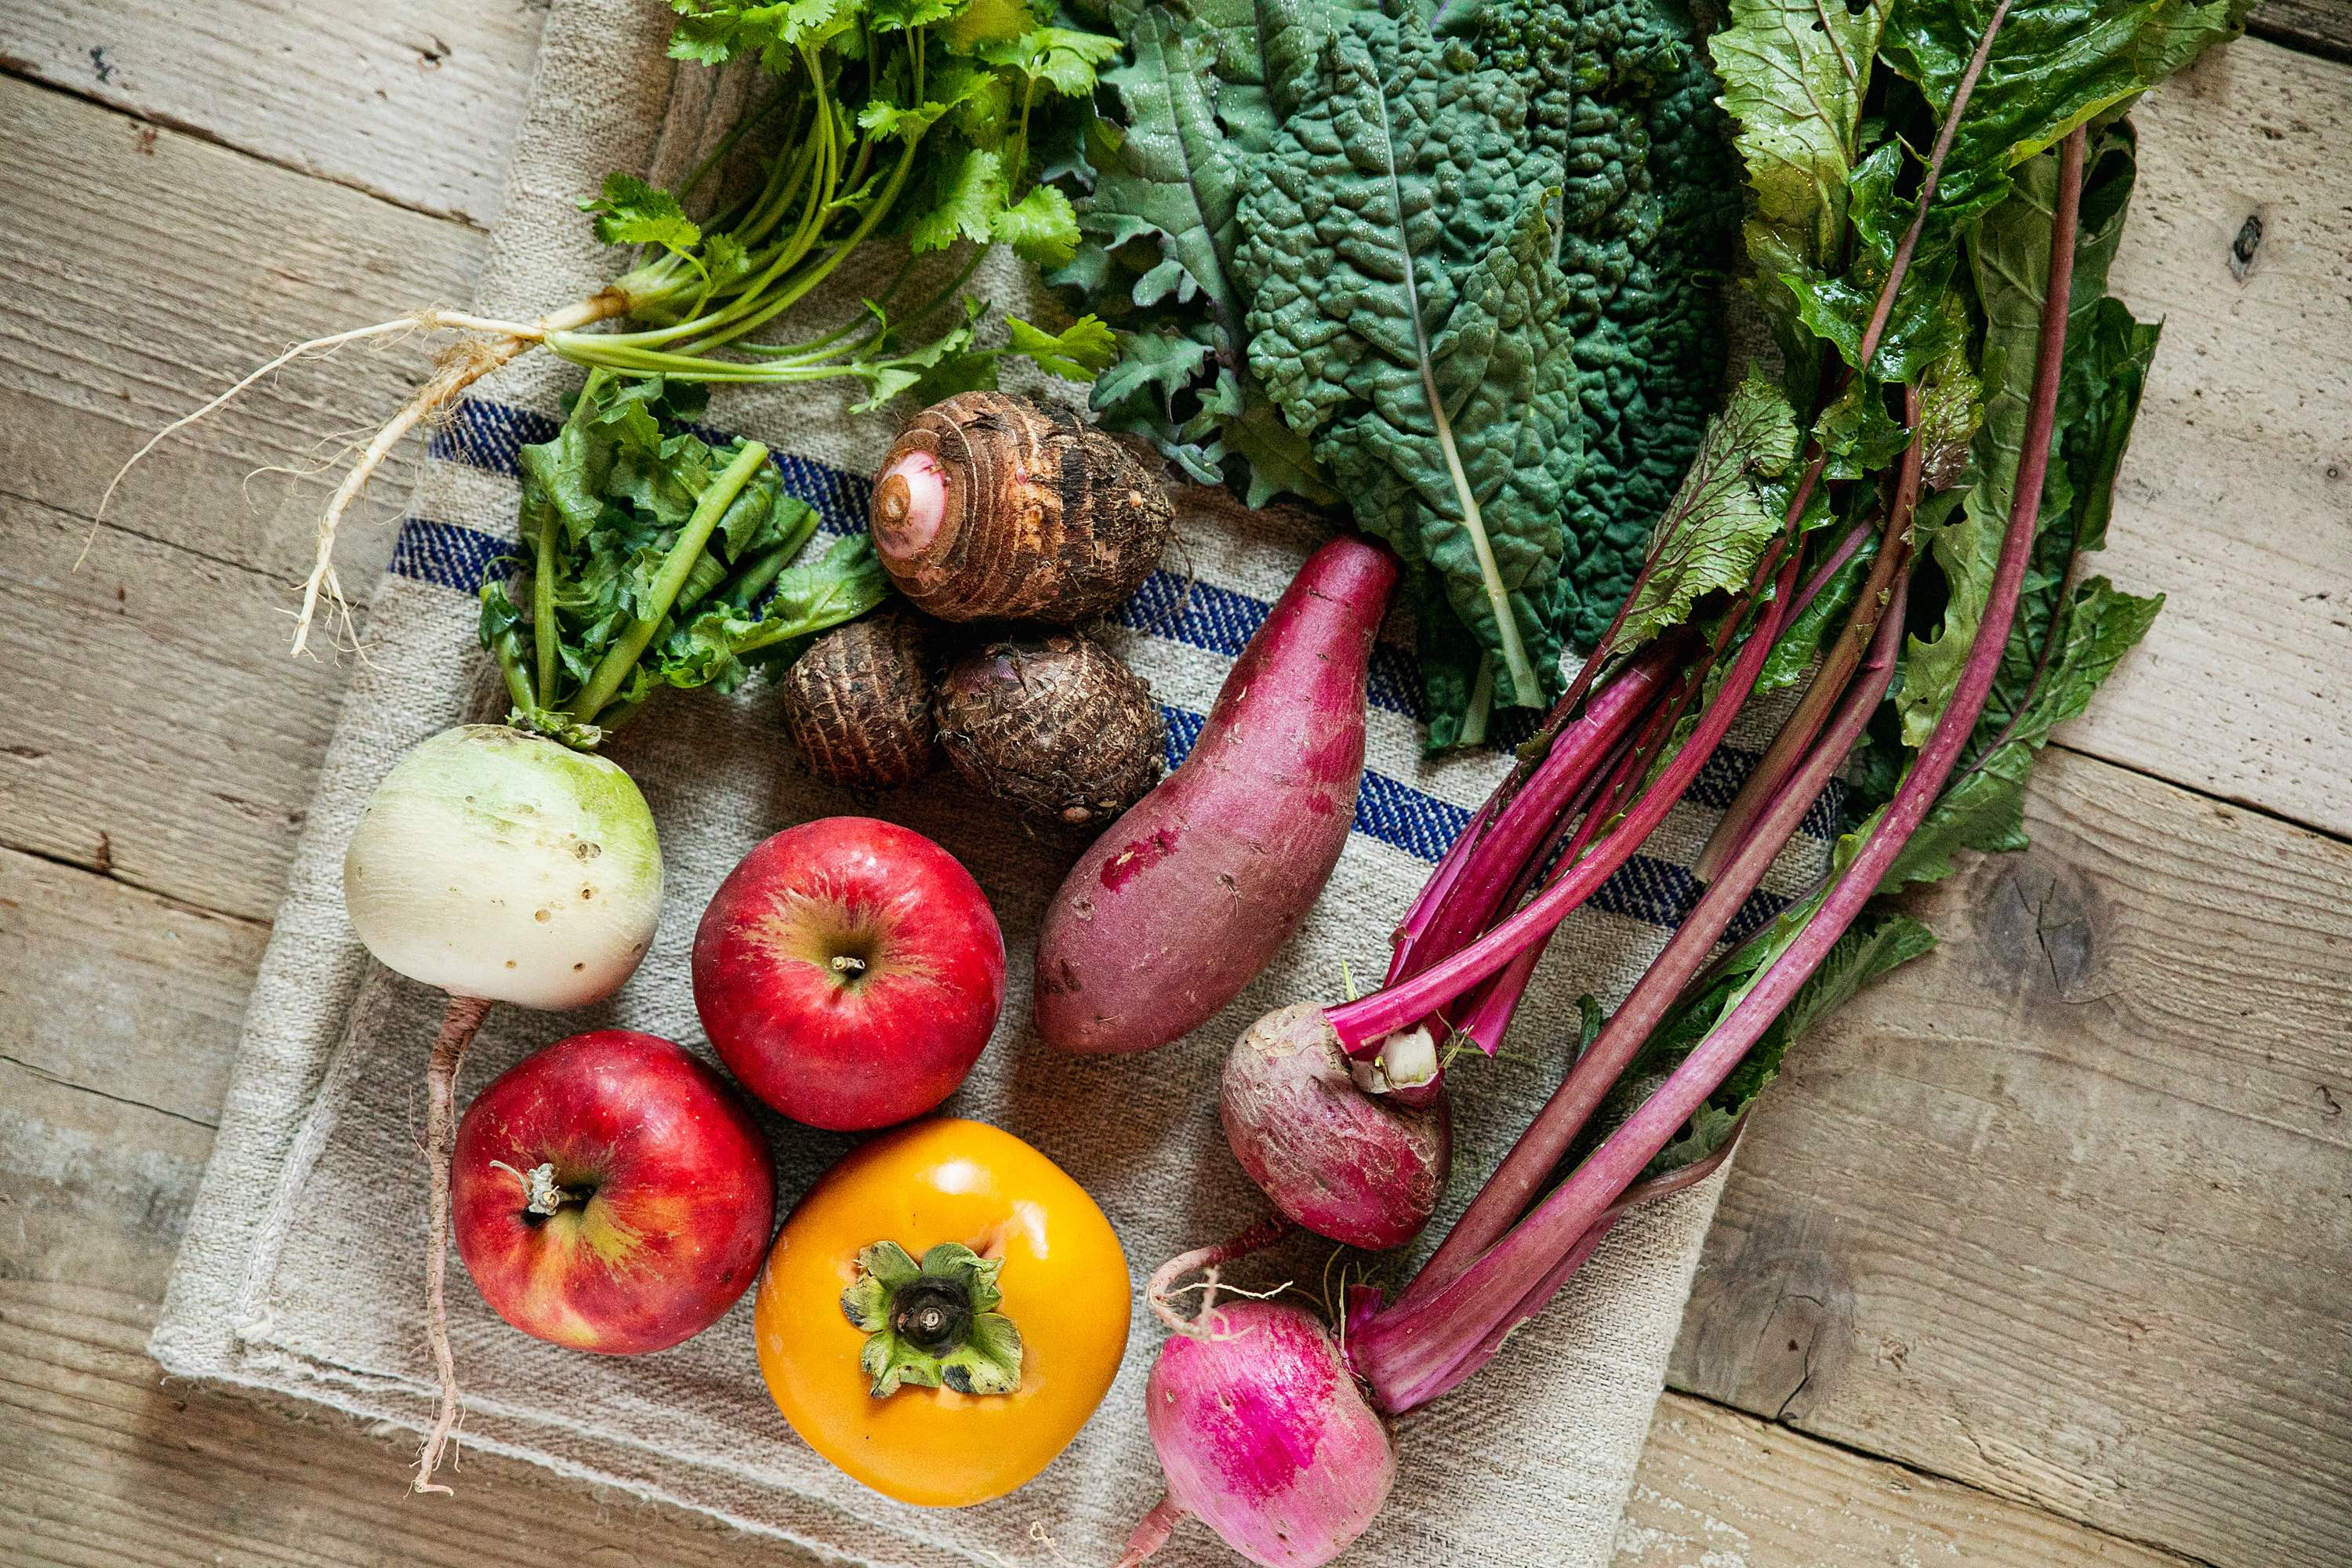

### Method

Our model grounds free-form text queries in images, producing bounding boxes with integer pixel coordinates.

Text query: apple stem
[830,953,867,975]
[416,990,493,1497]
[488,1159,575,1218]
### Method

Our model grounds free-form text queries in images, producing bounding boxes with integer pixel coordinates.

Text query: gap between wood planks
[0,58,495,232]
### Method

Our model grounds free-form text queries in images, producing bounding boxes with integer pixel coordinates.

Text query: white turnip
[343,723,662,1491]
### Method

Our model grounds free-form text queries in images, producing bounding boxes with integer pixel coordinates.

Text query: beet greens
[1128,0,2251,1558]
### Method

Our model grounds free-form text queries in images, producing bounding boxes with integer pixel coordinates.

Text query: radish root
[291,290,630,658]
[1114,1493,1185,1568]
[415,990,495,1496]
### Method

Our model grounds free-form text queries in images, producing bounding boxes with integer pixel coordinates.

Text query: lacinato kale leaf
[1452,0,1746,648]
[1064,0,1747,744]
[1234,7,1583,726]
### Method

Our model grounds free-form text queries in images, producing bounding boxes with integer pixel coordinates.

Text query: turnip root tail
[414,991,495,1495]
[1116,1493,1186,1568]
[291,291,629,659]
[85,288,628,659]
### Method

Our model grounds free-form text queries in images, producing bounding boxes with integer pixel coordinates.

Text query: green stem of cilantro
[565,439,771,724]
[532,497,561,706]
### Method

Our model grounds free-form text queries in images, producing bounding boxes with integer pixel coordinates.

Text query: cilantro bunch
[551,0,1123,404]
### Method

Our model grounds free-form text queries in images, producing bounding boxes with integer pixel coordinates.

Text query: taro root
[870,391,1175,622]
[935,633,1163,825]
[779,611,936,789]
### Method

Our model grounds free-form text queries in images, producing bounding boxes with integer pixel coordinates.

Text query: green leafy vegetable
[1235,8,1582,722]
[479,371,885,746]
[1602,376,1800,663]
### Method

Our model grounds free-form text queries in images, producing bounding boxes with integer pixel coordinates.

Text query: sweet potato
[1033,535,1399,1054]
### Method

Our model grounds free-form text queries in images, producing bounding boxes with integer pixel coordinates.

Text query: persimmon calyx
[841,1240,1024,1398]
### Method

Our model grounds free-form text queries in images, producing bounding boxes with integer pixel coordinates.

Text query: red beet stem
[1327,547,1803,1055]
[1356,126,2086,1412]
[1403,549,1911,1310]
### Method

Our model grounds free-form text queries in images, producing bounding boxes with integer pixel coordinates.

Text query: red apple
[452,1030,775,1354]
[692,816,1005,1131]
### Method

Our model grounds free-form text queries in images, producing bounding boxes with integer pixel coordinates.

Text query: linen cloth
[153,2,1824,1561]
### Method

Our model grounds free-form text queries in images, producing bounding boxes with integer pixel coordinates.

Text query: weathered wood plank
[2252,0,2352,62]
[0,845,262,1296]
[0,494,365,921]
[1673,746,2352,1568]
[2067,39,2352,838]
[0,71,485,565]
[0,74,484,914]
[0,1279,823,1568]
[1621,1393,2196,1568]
[0,0,544,226]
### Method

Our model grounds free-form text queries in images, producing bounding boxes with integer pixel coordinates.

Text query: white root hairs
[89,289,629,657]
[79,318,429,572]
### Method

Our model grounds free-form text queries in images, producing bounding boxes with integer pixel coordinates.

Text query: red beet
[1222,1004,1450,1250]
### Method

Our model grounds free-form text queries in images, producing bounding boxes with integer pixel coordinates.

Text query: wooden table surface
[2,3,2348,1565]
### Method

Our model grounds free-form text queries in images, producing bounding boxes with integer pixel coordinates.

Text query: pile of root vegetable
[127,0,2256,1559]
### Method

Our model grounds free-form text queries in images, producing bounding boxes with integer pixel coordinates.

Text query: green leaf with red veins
[1600,374,1800,664]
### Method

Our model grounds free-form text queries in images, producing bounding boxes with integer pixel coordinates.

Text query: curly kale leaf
[1234,7,1582,728]
[1057,0,1355,504]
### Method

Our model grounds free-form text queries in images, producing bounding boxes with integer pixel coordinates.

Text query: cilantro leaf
[1007,313,1117,379]
[584,172,702,253]
[992,183,1082,267]
[909,147,1008,252]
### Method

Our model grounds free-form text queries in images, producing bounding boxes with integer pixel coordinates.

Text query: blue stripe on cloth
[400,405,1849,913]
[427,398,1432,716]
[387,518,510,594]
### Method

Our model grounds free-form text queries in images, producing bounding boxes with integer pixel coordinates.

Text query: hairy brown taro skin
[1223,1003,1450,1250]
[935,633,1163,825]
[779,610,936,789]
[869,391,1174,622]
[1033,535,1400,1054]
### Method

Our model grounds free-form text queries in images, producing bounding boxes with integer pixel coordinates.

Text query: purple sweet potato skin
[1033,535,1399,1054]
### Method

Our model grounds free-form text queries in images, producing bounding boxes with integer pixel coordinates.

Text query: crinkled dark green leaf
[1235,8,1581,720]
